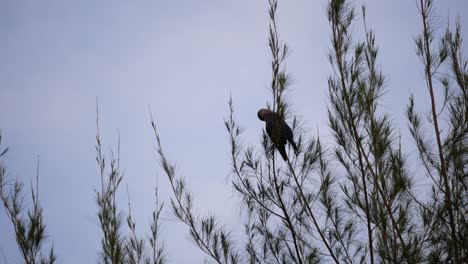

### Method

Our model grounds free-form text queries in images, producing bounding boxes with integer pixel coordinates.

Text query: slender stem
[419,1,459,262]
[286,160,340,264]
[271,156,304,264]
[151,120,223,264]
[331,22,375,264]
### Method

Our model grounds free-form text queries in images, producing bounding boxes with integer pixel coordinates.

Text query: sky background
[1,0,467,263]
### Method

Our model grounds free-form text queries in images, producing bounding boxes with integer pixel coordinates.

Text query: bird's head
[257,109,271,121]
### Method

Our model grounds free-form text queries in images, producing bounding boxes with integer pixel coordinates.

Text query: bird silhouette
[257,109,298,161]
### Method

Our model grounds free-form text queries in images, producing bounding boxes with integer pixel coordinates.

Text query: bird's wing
[282,121,293,141]
[283,121,298,152]
[266,114,288,145]
[265,122,273,140]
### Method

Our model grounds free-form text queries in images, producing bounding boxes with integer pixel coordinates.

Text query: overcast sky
[1,0,467,263]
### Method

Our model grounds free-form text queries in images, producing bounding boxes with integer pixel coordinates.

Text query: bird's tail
[290,140,298,154]
[277,145,288,161]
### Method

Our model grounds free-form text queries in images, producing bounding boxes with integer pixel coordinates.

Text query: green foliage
[150,113,241,264]
[95,110,126,264]
[407,1,468,262]
[94,105,167,264]
[1,0,466,263]
[0,133,56,264]
[328,0,422,262]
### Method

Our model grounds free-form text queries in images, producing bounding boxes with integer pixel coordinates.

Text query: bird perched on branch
[257,108,298,161]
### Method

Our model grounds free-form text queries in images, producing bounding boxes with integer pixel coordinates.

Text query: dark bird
[257,109,298,161]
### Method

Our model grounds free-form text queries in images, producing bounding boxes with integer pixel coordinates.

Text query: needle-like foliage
[2,0,466,263]
[224,1,347,263]
[150,112,241,264]
[408,0,468,262]
[0,133,56,264]
[327,1,423,262]
[95,104,167,264]
[95,106,126,264]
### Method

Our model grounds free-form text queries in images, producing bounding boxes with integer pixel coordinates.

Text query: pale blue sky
[0,0,467,263]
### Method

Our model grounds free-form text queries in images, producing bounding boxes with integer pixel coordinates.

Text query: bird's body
[257,109,298,161]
